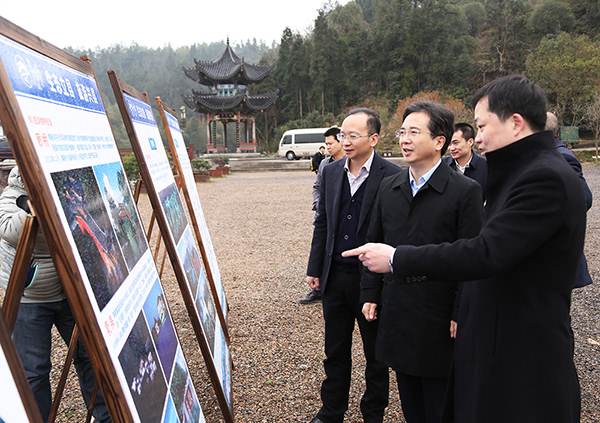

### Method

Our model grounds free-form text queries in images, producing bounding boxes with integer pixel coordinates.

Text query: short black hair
[472,74,547,132]
[403,100,454,156]
[323,126,341,140]
[348,108,381,135]
[454,123,475,141]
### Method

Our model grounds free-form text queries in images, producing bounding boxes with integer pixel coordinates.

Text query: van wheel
[286,151,296,160]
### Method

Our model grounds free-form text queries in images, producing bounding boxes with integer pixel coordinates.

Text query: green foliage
[190,158,211,174]
[526,32,600,124]
[60,0,600,151]
[529,0,575,36]
[121,153,140,182]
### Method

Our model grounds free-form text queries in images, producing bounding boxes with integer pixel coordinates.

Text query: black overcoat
[393,131,585,422]
[361,162,483,377]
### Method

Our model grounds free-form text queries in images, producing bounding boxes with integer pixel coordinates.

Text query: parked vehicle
[277,128,329,160]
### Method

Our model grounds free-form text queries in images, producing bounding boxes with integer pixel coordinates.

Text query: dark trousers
[13,300,111,423]
[317,268,389,423]
[396,371,448,423]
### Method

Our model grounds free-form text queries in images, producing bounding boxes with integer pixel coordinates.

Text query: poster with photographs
[157,102,228,323]
[109,76,233,421]
[0,18,204,422]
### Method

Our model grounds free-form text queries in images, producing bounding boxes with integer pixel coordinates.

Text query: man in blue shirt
[360,101,484,423]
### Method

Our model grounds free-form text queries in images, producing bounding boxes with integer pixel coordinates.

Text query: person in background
[0,166,111,423]
[312,146,326,174]
[306,108,401,423]
[300,126,344,305]
[546,112,593,288]
[443,123,487,198]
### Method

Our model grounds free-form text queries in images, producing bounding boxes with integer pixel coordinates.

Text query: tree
[525,32,600,125]
[528,0,575,36]
[584,92,600,163]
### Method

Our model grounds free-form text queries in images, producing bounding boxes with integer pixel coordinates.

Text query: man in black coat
[345,75,585,422]
[546,112,593,288]
[312,146,326,173]
[443,123,487,198]
[361,101,483,423]
[306,108,401,423]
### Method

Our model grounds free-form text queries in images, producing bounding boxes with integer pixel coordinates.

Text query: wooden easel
[133,178,170,278]
[155,97,231,345]
[1,209,97,423]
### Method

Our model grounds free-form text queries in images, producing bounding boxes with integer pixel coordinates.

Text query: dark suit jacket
[393,132,585,422]
[361,162,483,377]
[443,149,487,198]
[555,140,593,288]
[306,152,401,293]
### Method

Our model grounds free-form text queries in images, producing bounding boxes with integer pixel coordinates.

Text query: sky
[1,0,350,51]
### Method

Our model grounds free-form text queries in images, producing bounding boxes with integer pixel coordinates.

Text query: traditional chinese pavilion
[183,39,278,153]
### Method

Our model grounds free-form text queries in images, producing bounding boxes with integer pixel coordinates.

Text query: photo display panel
[109,75,233,422]
[157,100,228,331]
[0,21,204,423]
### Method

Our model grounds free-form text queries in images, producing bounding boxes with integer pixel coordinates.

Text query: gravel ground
[5,166,600,422]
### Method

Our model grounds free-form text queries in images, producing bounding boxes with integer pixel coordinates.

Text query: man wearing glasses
[345,75,585,422]
[357,101,483,423]
[306,108,401,423]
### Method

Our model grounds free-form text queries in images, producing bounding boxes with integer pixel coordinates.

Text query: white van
[278,128,330,160]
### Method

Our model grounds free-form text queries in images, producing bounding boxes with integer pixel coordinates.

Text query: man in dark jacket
[361,101,483,423]
[443,123,487,198]
[345,75,585,422]
[546,112,592,288]
[306,108,401,423]
[312,146,326,173]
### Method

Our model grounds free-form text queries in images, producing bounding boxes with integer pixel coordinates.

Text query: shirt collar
[455,152,473,172]
[409,159,442,196]
[344,149,375,175]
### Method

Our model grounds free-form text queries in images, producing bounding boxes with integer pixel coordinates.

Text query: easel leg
[85,379,99,423]
[47,324,80,423]
[2,214,38,332]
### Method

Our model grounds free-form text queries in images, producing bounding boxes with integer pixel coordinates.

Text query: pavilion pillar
[206,114,211,152]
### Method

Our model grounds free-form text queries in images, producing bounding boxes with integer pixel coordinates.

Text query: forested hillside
[68,0,600,154]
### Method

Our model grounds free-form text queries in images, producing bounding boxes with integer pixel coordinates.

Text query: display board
[0,16,205,423]
[155,98,229,341]
[108,72,233,422]
[0,310,43,422]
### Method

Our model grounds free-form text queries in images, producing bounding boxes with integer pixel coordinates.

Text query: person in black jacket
[443,123,487,198]
[361,101,483,423]
[546,111,592,288]
[345,75,585,423]
[312,146,326,173]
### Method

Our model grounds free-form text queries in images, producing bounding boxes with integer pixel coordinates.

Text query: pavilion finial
[227,36,230,45]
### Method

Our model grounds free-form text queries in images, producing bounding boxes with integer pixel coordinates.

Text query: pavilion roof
[184,40,275,86]
[183,89,279,115]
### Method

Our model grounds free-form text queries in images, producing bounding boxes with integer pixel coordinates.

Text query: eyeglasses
[336,133,376,142]
[396,129,433,139]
